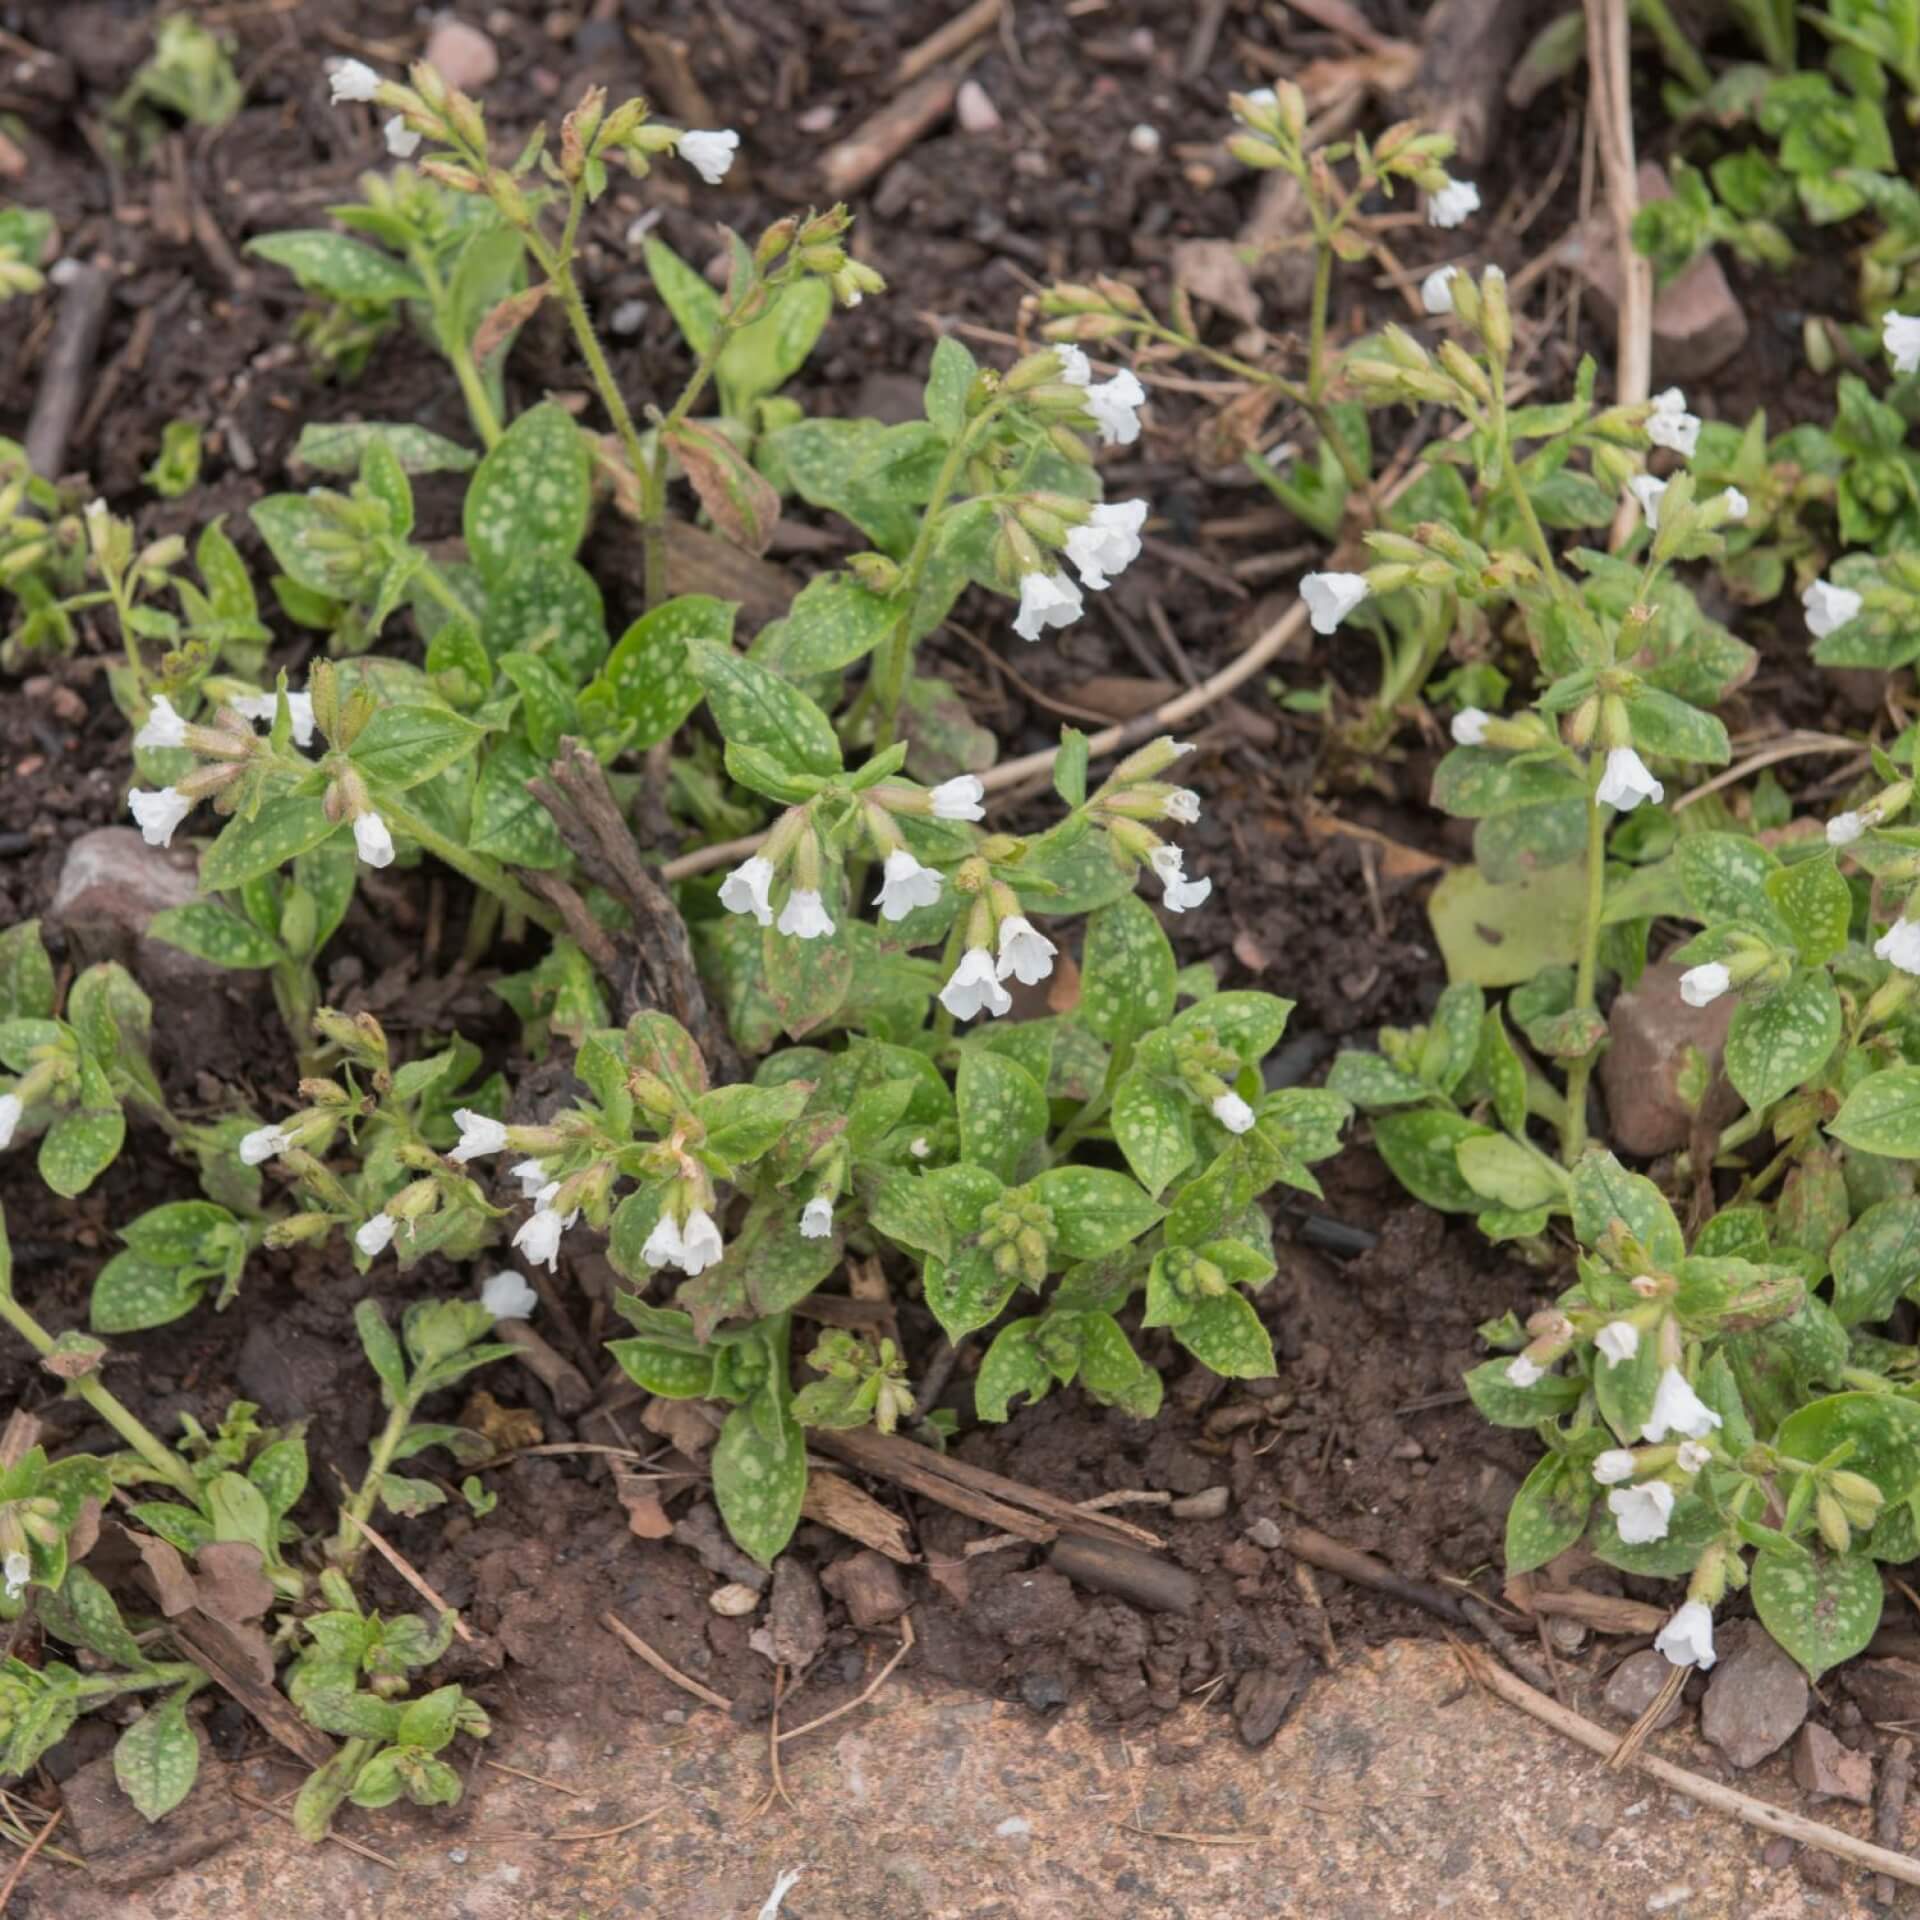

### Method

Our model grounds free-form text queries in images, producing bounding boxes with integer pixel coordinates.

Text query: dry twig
[602,1609,734,1712]
[0,1805,62,1909]
[337,1511,476,1644]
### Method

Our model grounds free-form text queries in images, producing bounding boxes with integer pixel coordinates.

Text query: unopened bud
[1816,1490,1852,1554]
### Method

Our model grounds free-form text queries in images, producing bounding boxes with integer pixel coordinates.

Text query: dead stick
[821,67,966,199]
[1461,1595,1557,1695]
[499,1320,592,1416]
[602,1608,734,1712]
[0,1805,61,1911]
[1282,1526,1469,1625]
[894,0,1002,85]
[337,1512,476,1644]
[25,265,110,479]
[1877,1736,1913,1907]
[1460,1643,1920,1887]
[777,1614,915,1745]
[811,1431,1053,1543]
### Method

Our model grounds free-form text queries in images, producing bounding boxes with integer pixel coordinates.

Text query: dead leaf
[1171,239,1262,328]
[460,1389,543,1454]
[639,1395,722,1459]
[1045,945,1082,1016]
[131,1533,199,1617]
[1193,384,1281,471]
[614,1473,674,1540]
[193,1542,276,1626]
[665,421,781,556]
[799,1472,917,1565]
[1296,811,1446,883]
[473,283,550,365]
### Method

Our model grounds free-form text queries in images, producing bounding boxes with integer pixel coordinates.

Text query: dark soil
[0,0,1877,1857]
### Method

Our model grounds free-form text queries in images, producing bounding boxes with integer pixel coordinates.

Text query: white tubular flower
[1679,962,1730,1008]
[231,689,317,747]
[129,786,193,848]
[384,115,421,158]
[1083,369,1146,447]
[641,1213,687,1270]
[510,1157,549,1197]
[354,811,395,868]
[1827,811,1865,848]
[1505,1355,1544,1387]
[1717,486,1749,522]
[777,887,835,940]
[328,58,381,104]
[449,1108,509,1164]
[1608,1480,1675,1546]
[481,1270,539,1320]
[513,1206,567,1272]
[1628,472,1667,529]
[1596,747,1664,813]
[676,128,740,184]
[1877,918,1920,976]
[1149,843,1212,913]
[1427,176,1481,228]
[1885,310,1920,375]
[238,1124,292,1165]
[1211,1091,1256,1134]
[719,854,776,926]
[800,1196,834,1240]
[1592,1449,1637,1486]
[1677,1439,1712,1474]
[874,849,943,922]
[1655,1599,1717,1671]
[1646,388,1700,457]
[0,1093,18,1151]
[355,1213,396,1258]
[1803,579,1863,638]
[1056,345,1092,387]
[1012,569,1084,642]
[939,948,1012,1022]
[680,1208,726,1274]
[1063,499,1148,590]
[1163,788,1201,825]
[1300,570,1369,636]
[1595,1320,1640,1368]
[928,775,985,821]
[1642,1366,1723,1444]
[134,695,189,750]
[1450,708,1489,746]
[996,915,1058,986]
[909,1135,931,1158]
[1420,265,1458,314]
[2,1549,27,1601]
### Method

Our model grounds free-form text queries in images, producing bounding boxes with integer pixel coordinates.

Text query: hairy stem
[1559,776,1611,1164]
[329,1395,414,1569]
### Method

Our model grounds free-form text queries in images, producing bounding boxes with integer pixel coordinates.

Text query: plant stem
[375,794,560,935]
[1559,776,1611,1165]
[1050,1035,1135,1163]
[72,1663,201,1700]
[1492,387,1566,597]
[329,1395,414,1569]
[294,1735,376,1841]
[413,250,502,450]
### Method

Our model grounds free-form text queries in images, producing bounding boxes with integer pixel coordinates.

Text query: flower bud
[1437,339,1493,406]
[846,552,902,594]
[1816,1490,1853,1554]
[1597,693,1632,752]
[1479,266,1511,358]
[262,1211,340,1249]
[1830,1470,1885,1527]
[1563,695,1600,750]
[755,216,799,266]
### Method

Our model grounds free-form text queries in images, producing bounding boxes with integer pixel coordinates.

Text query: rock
[61,1730,242,1887]
[1245,1517,1283,1550]
[1792,1722,1873,1803]
[1603,1650,1686,1730]
[1233,1662,1307,1748]
[974,1569,1079,1648]
[1596,959,1742,1156]
[425,17,499,91]
[955,80,1000,135]
[708,1581,760,1617]
[1700,1629,1808,1769]
[821,1549,909,1629]
[1568,163,1748,383]
[1170,1486,1231,1521]
[767,1557,827,1668]
[50,825,213,987]
[1845,1657,1920,1725]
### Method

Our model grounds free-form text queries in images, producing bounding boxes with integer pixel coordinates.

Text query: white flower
[1877,918,1920,976]
[1655,1599,1717,1671]
[1608,1480,1675,1546]
[1063,499,1148,590]
[513,1206,567,1271]
[1083,369,1146,447]
[1506,1355,1544,1387]
[1804,579,1862,639]
[129,786,193,848]
[676,128,740,185]
[929,775,985,822]
[719,855,776,926]
[1235,87,1277,118]
[0,1093,17,1151]
[1595,1320,1641,1368]
[1149,843,1212,913]
[1420,265,1458,314]
[238,1124,292,1165]
[1211,1091,1256,1134]
[510,1157,548,1197]
[355,1213,396,1258]
[1056,345,1092,387]
[874,849,943,922]
[777,887,835,940]
[1885,310,1920,375]
[1596,747,1664,813]
[1677,1440,1712,1474]
[1646,388,1700,457]
[996,915,1058,986]
[910,1136,931,1158]
[800,1196,834,1239]
[134,695,189,750]
[939,947,1012,1022]
[449,1108,509,1164]
[1012,569,1084,642]
[1592,1449,1637,1486]
[1163,788,1201,825]
[1679,962,1730,1008]
[230,689,317,747]
[1642,1366,1723,1443]
[1628,472,1667,528]
[639,1213,685,1270]
[2,1548,27,1601]
[1450,707,1489,746]
[384,115,421,158]
[680,1209,725,1274]
[1300,570,1369,636]
[329,58,381,104]
[1828,811,1865,848]
[354,811,395,868]
[1717,487,1748,522]
[1427,176,1480,228]
[481,1269,539,1320]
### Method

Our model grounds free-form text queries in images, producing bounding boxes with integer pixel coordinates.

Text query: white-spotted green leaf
[91,1253,210,1332]
[975,1318,1053,1421]
[1024,1166,1162,1260]
[468,738,569,868]
[586,593,734,751]
[752,572,904,675]
[1171,1289,1275,1378]
[293,420,476,475]
[1832,1198,1920,1327]
[484,555,608,684]
[40,1055,124,1197]
[248,230,424,301]
[46,1567,148,1669]
[1425,981,1487,1093]
[354,1300,410,1406]
[1766,855,1852,965]
[1505,1452,1595,1575]
[147,903,283,972]
[1077,1311,1162,1416]
[1463,1356,1585,1427]
[1752,1548,1883,1680]
[712,1392,807,1566]
[1373,1109,1491,1213]
[1473,1008,1528,1134]
[1168,990,1294,1065]
[463,401,591,585]
[924,1245,1019,1342]
[1326,1048,1432,1110]
[1455,1134,1567,1213]
[689,636,842,776]
[348,702,485,792]
[1622,686,1729,764]
[1725,967,1841,1114]
[1111,1071,1196,1198]
[1830,1068,1920,1158]
[1776,1391,1920,1507]
[114,1693,201,1823]
[0,920,54,1019]
[957,1051,1048,1183]
[1569,1149,1685,1267]
[1676,831,1787,934]
[1079,895,1175,1046]
[249,495,369,601]
[200,792,339,892]
[923,335,977,439]
[1590,1484,1721,1576]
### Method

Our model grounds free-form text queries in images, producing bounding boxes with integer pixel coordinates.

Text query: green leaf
[348,703,485,792]
[113,1694,200,1823]
[1725,968,1841,1114]
[975,1318,1053,1422]
[924,1245,1020,1342]
[694,1082,810,1166]
[923,335,978,438]
[1473,1009,1528,1134]
[689,638,842,777]
[1024,1166,1162,1259]
[866,1170,952,1263]
[293,420,477,476]
[1168,990,1294,1065]
[1752,1548,1883,1681]
[718,276,833,416]
[712,1392,807,1565]
[468,738,568,868]
[753,573,904,676]
[146,902,283,971]
[642,234,722,357]
[1590,1484,1721,1576]
[1505,1451,1594,1575]
[1325,1049,1432,1110]
[39,1066,124,1197]
[1372,1109,1492,1213]
[588,595,736,749]
[1831,1069,1920,1158]
[199,792,339,891]
[249,1434,309,1519]
[608,1336,716,1398]
[1172,1289,1276,1378]
[248,230,424,301]
[1111,1071,1197,1198]
[761,892,853,1040]
[1463,1356,1585,1427]
[48,1567,148,1669]
[0,921,54,1020]
[1455,1134,1566,1213]
[1078,895,1176,1046]
[1076,1312,1162,1417]
[483,555,608,684]
[1427,859,1588,987]
[354,1300,410,1406]
[1776,1391,1920,1507]
[91,1253,209,1333]
[1569,1150,1685,1268]
[1622,686,1729,764]
[462,401,590,586]
[1677,831,1785,931]
[957,1051,1048,1183]
[1766,855,1852,965]
[1831,1198,1920,1328]
[1724,1300,1849,1436]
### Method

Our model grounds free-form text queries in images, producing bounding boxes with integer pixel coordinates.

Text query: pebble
[1169,1486,1230,1521]
[448,1848,468,1865]
[1700,1630,1808,1769]
[956,81,1001,135]
[425,17,500,92]
[1792,1723,1874,1804]
[708,1581,761,1617]
[1602,1651,1686,1730]
[1127,124,1162,156]
[610,298,648,335]
[1245,1518,1283,1550]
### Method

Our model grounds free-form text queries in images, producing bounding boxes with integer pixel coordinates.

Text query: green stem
[72,1663,201,1701]
[1050,1035,1135,1164]
[294,1735,377,1841]
[413,250,502,450]
[1492,387,1566,598]
[375,794,561,935]
[330,1395,415,1569]
[1559,777,1611,1165]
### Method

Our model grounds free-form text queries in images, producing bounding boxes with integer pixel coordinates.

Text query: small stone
[424,17,499,92]
[1245,1517,1283,1550]
[1017,1669,1069,1714]
[767,1557,827,1668]
[1603,1650,1687,1730]
[60,1732,241,1888]
[1792,1723,1873,1804]
[955,80,1000,135]
[609,297,648,335]
[1843,1657,1920,1724]
[708,1581,760,1617]
[1797,1844,1844,1891]
[819,1549,908,1629]
[1700,1629,1809,1770]
[1597,960,1742,1156]
[1759,1836,1792,1870]
[1169,1486,1230,1521]
[796,102,839,134]
[1232,1663,1306,1748]
[1127,123,1161,156]
[51,826,213,988]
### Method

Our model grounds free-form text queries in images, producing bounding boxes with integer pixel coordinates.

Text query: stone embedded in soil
[1844,1657,1920,1725]
[424,17,499,91]
[1233,1662,1307,1748]
[1244,1517,1283,1550]
[1169,1485,1230,1521]
[955,79,1000,134]
[974,1567,1080,1647]
[1699,1628,1809,1769]
[766,1557,827,1668]
[1793,1723,1873,1804]
[820,1549,908,1629]
[674,1501,769,1591]
[60,1731,242,1887]
[1602,1650,1686,1730]
[50,826,213,988]
[1597,959,1741,1156]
